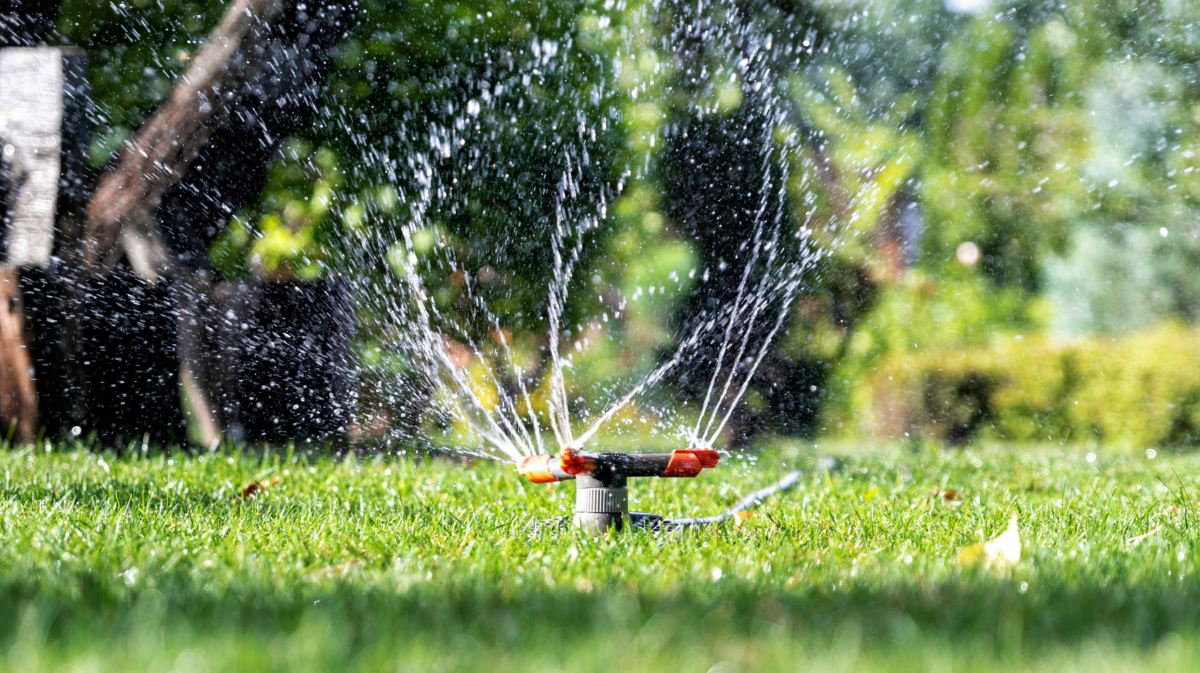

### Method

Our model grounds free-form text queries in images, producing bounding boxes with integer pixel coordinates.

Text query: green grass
[2,444,1199,672]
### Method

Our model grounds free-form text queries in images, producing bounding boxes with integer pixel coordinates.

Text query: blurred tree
[652,0,837,446]
[41,0,359,445]
[1041,1,1200,336]
[47,0,1200,447]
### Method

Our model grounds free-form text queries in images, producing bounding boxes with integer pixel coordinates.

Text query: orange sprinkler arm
[517,447,720,483]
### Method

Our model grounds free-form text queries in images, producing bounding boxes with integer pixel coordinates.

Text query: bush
[867,323,1200,448]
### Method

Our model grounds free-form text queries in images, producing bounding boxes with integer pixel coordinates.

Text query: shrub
[867,323,1200,448]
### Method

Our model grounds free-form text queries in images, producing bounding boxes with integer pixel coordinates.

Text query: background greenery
[54,0,1200,449]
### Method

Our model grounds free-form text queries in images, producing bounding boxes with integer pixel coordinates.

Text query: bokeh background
[56,0,1200,452]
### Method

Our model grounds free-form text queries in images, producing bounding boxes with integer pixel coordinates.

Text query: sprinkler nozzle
[516,453,573,483]
[518,447,721,533]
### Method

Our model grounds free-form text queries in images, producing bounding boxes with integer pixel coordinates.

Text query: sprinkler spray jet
[518,447,721,533]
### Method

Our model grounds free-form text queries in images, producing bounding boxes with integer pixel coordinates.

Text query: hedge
[867,323,1200,448]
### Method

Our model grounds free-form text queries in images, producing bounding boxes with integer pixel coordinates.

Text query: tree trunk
[0,22,87,442]
[84,0,284,277]
[71,0,355,448]
[0,270,36,441]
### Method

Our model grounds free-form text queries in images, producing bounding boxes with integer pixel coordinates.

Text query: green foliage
[800,3,1200,441]
[868,323,1200,447]
[921,16,1093,292]
[53,0,1200,446]
[329,0,636,344]
[57,0,227,167]
[1045,226,1200,336]
[212,142,344,281]
[824,270,1041,435]
[787,66,922,274]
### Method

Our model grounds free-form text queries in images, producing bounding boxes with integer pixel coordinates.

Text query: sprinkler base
[574,473,628,534]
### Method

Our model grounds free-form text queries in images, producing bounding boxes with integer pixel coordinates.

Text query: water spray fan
[518,447,722,532]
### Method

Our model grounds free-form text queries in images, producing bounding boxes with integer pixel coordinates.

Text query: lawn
[1,443,1198,672]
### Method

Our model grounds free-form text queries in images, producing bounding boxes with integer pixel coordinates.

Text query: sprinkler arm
[518,447,720,483]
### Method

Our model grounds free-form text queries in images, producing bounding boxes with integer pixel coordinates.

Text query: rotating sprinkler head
[518,447,721,533]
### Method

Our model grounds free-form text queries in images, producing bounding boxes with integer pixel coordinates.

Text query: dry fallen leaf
[735,511,753,528]
[930,488,963,502]
[237,476,282,501]
[958,513,1022,571]
[1161,504,1184,518]
[1125,525,1163,548]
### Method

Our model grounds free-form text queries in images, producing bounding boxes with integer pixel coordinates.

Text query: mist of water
[336,0,839,462]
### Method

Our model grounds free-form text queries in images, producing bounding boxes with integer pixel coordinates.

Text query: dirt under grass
[1,444,1198,672]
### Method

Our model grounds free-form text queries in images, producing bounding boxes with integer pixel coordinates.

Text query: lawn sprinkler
[518,446,722,533]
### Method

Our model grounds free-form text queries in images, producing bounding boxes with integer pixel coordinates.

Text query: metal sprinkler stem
[517,447,720,534]
[574,472,628,533]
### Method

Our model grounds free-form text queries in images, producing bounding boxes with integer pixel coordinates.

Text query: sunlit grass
[1,443,1198,672]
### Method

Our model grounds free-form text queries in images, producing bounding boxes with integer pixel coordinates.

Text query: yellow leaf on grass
[958,513,1021,571]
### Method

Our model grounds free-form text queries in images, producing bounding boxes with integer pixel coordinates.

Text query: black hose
[661,469,804,527]
[630,457,841,531]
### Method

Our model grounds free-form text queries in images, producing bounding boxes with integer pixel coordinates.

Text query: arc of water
[414,355,521,460]
[388,98,590,461]
[697,185,780,439]
[698,127,792,442]
[476,314,545,456]
[424,296,538,458]
[546,195,574,448]
[349,53,641,462]
[690,117,780,442]
[704,272,802,447]
[689,221,766,440]
[406,285,529,460]
[391,152,534,461]
[399,221,548,460]
[455,268,543,455]
[544,148,612,450]
[572,324,710,448]
[352,10,824,459]
[410,120,554,455]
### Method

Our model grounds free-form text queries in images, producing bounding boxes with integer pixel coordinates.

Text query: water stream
[339,0,836,462]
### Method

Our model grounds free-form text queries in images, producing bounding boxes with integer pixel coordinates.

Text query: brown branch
[83,0,283,273]
[0,270,37,443]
